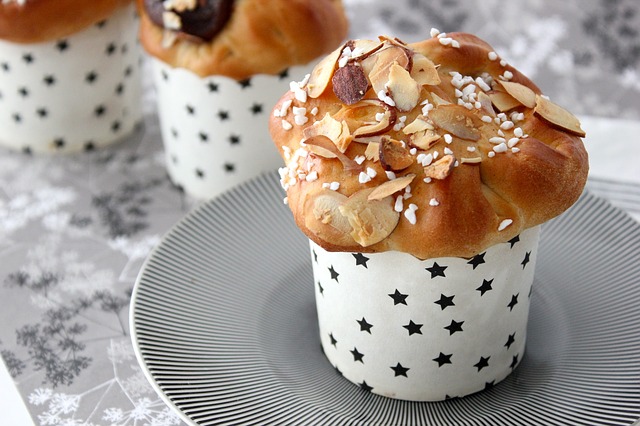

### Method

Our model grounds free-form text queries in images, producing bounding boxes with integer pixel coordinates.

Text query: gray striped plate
[131,171,640,426]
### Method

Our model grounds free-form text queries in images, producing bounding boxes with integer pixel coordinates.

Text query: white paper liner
[311,226,540,401]
[0,5,142,154]
[152,58,313,199]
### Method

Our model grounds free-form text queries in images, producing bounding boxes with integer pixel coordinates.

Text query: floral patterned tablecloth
[1,0,639,425]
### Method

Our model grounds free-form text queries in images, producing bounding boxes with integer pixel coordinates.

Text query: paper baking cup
[152,59,312,199]
[0,5,142,154]
[311,225,540,401]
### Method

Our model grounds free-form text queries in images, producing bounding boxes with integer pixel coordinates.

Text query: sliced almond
[429,90,452,106]
[307,43,344,98]
[424,154,455,179]
[368,174,416,200]
[402,116,433,135]
[429,105,481,141]
[386,62,421,111]
[534,95,586,137]
[477,91,496,117]
[368,45,412,95]
[305,190,354,246]
[364,141,380,161]
[379,137,414,171]
[409,129,441,150]
[488,90,521,112]
[334,99,396,136]
[303,135,361,171]
[303,113,351,152]
[410,53,441,86]
[338,188,400,247]
[348,39,385,62]
[497,80,536,108]
[352,105,397,137]
[332,63,369,105]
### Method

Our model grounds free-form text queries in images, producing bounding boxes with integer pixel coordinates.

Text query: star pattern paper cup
[152,59,313,200]
[311,225,540,401]
[0,4,142,154]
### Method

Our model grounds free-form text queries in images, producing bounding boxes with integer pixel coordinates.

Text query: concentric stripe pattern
[131,171,640,426]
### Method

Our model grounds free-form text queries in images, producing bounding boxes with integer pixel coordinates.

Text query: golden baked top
[136,0,349,80]
[0,0,132,43]
[269,31,589,260]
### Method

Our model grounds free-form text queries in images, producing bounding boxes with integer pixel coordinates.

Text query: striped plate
[131,171,640,426]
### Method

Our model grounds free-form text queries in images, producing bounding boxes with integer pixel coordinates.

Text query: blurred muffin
[136,0,349,199]
[0,0,142,153]
[270,31,588,400]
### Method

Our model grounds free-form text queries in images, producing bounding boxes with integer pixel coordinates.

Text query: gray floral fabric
[0,0,639,425]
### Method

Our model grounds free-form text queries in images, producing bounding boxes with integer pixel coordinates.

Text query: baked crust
[0,0,132,43]
[136,0,349,79]
[270,32,589,260]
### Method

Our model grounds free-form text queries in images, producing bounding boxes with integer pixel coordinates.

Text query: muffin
[0,0,142,153]
[137,0,348,199]
[269,31,588,400]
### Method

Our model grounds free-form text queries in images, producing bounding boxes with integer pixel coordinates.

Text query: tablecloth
[1,1,639,425]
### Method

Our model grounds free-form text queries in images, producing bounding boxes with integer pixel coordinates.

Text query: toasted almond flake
[429,105,481,141]
[534,95,586,137]
[339,188,400,246]
[488,91,521,112]
[307,43,343,98]
[368,174,416,201]
[497,80,536,108]
[402,116,432,135]
[305,189,354,246]
[498,219,513,231]
[379,137,414,171]
[303,113,351,152]
[423,154,455,179]
[304,135,361,171]
[411,53,441,86]
[409,129,441,150]
[364,142,380,162]
[368,45,412,94]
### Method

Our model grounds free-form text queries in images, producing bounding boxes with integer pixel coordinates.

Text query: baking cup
[0,4,142,154]
[311,225,540,401]
[152,58,312,199]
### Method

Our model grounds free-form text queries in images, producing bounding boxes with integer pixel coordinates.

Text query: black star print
[317,281,324,296]
[312,250,318,263]
[467,252,486,269]
[199,132,209,142]
[22,146,32,155]
[36,108,48,118]
[350,347,364,363]
[218,110,230,120]
[329,333,337,347]
[124,66,133,77]
[250,103,263,115]
[56,40,69,52]
[433,352,452,367]
[121,44,128,55]
[508,235,520,248]
[474,356,490,371]
[278,68,290,80]
[1,62,9,72]
[105,42,117,55]
[403,320,423,335]
[328,265,339,283]
[207,81,219,92]
[171,128,179,139]
[228,134,241,145]
[186,104,195,115]
[84,141,95,151]
[53,138,65,149]
[238,78,251,88]
[115,83,125,95]
[485,381,495,390]
[476,278,493,296]
[43,75,56,86]
[426,262,447,278]
[195,169,205,179]
[12,113,22,123]
[22,53,34,64]
[357,317,373,334]
[18,87,29,97]
[507,294,519,311]
[352,253,369,268]
[391,362,410,377]
[111,120,121,132]
[96,20,107,28]
[224,163,235,173]
[359,381,373,392]
[521,252,531,269]
[510,354,519,370]
[161,70,169,81]
[388,289,408,305]
[85,71,98,84]
[434,293,455,310]
[505,332,516,350]
[444,319,464,335]
[94,105,106,117]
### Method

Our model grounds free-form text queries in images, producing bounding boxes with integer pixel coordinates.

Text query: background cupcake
[270,31,588,400]
[0,0,143,153]
[137,0,349,199]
